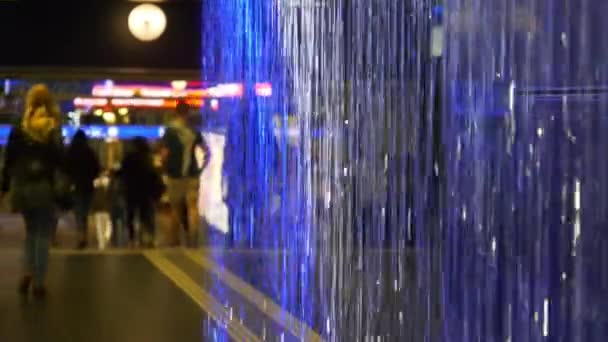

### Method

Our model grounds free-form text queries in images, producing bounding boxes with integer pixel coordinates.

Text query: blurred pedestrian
[91,171,112,249]
[121,137,165,248]
[65,129,100,249]
[161,101,210,247]
[108,163,127,247]
[0,84,64,299]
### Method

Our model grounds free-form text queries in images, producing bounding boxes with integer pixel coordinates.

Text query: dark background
[0,0,202,71]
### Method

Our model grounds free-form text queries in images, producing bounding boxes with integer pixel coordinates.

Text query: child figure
[91,172,112,249]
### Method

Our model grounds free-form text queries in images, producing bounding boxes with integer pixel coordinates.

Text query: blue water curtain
[274,0,443,339]
[202,0,284,249]
[201,0,304,340]
[442,0,608,341]
[199,0,608,340]
[202,0,442,340]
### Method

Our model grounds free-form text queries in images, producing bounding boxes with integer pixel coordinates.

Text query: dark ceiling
[0,1,202,74]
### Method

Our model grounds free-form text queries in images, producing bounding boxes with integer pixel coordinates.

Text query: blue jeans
[22,208,57,286]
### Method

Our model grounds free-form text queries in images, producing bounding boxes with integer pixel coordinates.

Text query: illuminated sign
[91,82,271,98]
[74,97,108,107]
[110,98,165,107]
[92,85,183,98]
[73,97,205,109]
[63,125,166,139]
[0,125,166,143]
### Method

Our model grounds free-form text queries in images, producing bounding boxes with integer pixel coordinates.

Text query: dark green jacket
[1,127,65,210]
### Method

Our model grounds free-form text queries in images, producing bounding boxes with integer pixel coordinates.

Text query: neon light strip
[65,125,167,139]
[208,83,243,97]
[91,82,271,98]
[74,97,108,106]
[0,124,322,144]
[110,98,165,107]
[73,98,205,108]
[0,125,164,141]
[93,87,188,98]
[163,98,205,108]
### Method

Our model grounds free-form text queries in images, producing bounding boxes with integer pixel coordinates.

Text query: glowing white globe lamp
[171,80,188,91]
[128,4,167,42]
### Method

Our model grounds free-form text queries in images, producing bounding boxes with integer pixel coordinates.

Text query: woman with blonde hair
[1,84,65,299]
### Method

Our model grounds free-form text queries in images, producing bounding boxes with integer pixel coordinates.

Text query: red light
[75,97,205,109]
[187,81,204,87]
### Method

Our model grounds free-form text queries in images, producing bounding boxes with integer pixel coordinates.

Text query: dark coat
[121,152,165,203]
[1,126,65,210]
[65,133,100,195]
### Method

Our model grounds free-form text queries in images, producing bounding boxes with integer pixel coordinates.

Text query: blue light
[0,124,319,145]
[64,125,165,140]
[4,79,10,94]
[0,125,166,144]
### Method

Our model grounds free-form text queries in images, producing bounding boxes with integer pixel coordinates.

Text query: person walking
[1,84,65,299]
[65,129,100,249]
[121,137,165,248]
[91,171,112,249]
[161,101,210,247]
[108,163,127,247]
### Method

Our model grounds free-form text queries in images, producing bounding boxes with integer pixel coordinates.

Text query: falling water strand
[442,0,608,340]
[202,0,436,340]
[275,0,438,340]
[201,0,607,340]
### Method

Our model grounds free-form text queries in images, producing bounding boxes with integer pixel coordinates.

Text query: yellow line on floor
[143,250,261,342]
[183,249,324,342]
